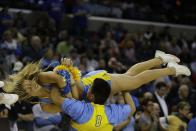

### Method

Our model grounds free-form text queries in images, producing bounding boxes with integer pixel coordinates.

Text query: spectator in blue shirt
[32,103,62,131]
[41,0,65,27]
[188,117,196,131]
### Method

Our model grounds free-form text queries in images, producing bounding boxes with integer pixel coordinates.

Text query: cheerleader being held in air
[2,50,191,112]
[58,50,191,102]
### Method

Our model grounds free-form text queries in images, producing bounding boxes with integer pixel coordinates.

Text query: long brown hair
[3,62,43,101]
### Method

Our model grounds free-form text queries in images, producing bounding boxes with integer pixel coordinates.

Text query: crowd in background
[0,1,196,130]
[0,0,196,25]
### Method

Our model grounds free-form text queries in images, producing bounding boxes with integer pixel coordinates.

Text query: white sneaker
[167,62,191,76]
[155,50,180,64]
[0,81,4,88]
[0,93,18,106]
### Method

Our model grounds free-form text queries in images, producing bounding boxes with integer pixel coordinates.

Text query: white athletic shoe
[0,81,4,88]
[155,50,180,64]
[0,93,19,107]
[167,62,191,76]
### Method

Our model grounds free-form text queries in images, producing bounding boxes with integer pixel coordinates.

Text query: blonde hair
[3,62,43,101]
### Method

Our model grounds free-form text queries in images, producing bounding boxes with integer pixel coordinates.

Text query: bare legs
[109,50,191,94]
[125,58,163,76]
[110,67,175,94]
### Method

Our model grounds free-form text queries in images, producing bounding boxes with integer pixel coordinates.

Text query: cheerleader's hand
[61,58,73,67]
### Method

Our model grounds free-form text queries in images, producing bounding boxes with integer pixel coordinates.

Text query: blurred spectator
[107,57,126,73]
[12,60,24,73]
[69,48,80,67]
[136,26,156,59]
[138,98,159,131]
[9,101,35,131]
[167,38,182,56]
[41,0,65,28]
[22,35,45,61]
[32,103,62,131]
[40,47,59,70]
[110,93,135,131]
[144,92,153,100]
[1,0,196,25]
[168,84,190,113]
[179,48,192,64]
[190,57,196,86]
[13,12,27,35]
[0,108,10,131]
[98,23,112,39]
[159,115,186,131]
[56,30,73,57]
[31,14,56,40]
[153,103,161,118]
[177,101,192,123]
[73,38,87,54]
[159,101,192,131]
[72,0,89,36]
[79,54,90,75]
[190,58,196,74]
[1,30,20,73]
[153,82,169,117]
[99,32,119,59]
[113,23,126,43]
[159,26,172,42]
[96,58,109,71]
[188,117,196,131]
[143,26,156,43]
[190,36,196,58]
[123,39,136,65]
[86,49,98,69]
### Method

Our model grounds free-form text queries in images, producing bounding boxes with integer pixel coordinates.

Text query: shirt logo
[95,115,102,127]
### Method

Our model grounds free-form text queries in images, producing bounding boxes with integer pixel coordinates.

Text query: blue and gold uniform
[71,103,113,131]
[53,64,111,98]
[61,98,131,131]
